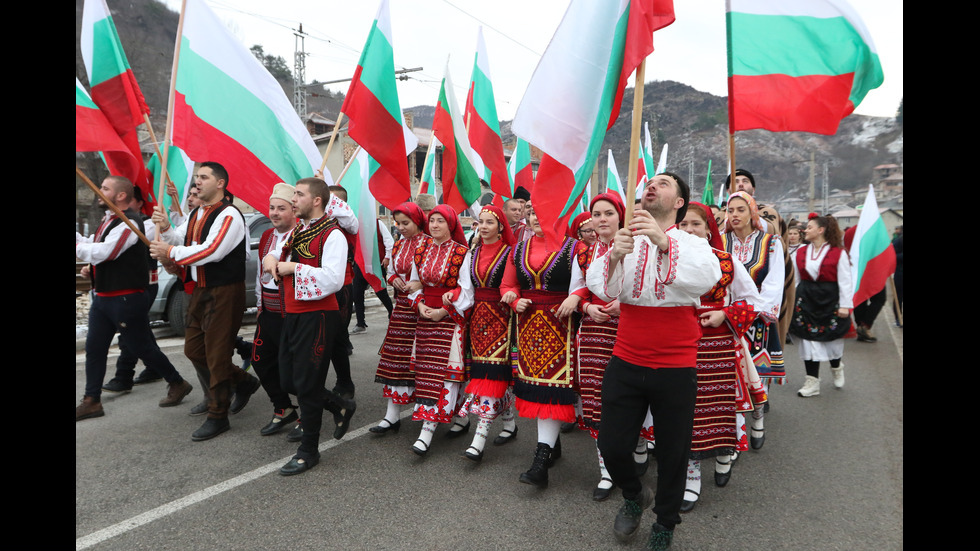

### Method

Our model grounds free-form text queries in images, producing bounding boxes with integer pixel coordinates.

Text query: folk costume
[408,205,474,455]
[789,240,854,395]
[500,217,587,487]
[587,221,721,533]
[372,202,431,433]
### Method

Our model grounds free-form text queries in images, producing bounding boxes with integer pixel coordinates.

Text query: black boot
[547,435,562,467]
[519,442,553,488]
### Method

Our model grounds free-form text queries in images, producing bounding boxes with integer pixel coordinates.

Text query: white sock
[634,437,648,464]
[716,455,732,474]
[537,418,561,447]
[450,415,471,432]
[469,418,492,453]
[416,421,437,448]
[686,459,701,498]
[500,405,516,433]
[752,405,765,431]
[597,445,613,488]
[384,399,399,424]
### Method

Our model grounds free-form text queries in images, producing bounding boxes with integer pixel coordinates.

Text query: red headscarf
[590,192,626,229]
[392,201,428,235]
[479,204,516,246]
[428,204,467,246]
[688,202,723,251]
[566,211,593,239]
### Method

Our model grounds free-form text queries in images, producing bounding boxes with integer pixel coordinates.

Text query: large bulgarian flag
[343,148,387,292]
[170,0,324,212]
[465,27,511,201]
[850,184,895,305]
[507,138,533,197]
[80,0,154,207]
[726,0,884,135]
[76,77,143,180]
[340,0,417,211]
[512,0,675,248]
[434,63,483,214]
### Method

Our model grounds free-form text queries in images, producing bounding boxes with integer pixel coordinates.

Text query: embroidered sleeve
[292,231,347,301]
[652,236,679,300]
[586,246,622,303]
[326,195,358,234]
[757,237,784,319]
[500,248,523,311]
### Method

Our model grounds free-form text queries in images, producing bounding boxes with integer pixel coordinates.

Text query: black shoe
[546,436,562,467]
[715,469,731,487]
[230,375,261,414]
[412,438,430,456]
[680,489,699,513]
[134,369,163,385]
[102,377,133,393]
[331,398,357,440]
[191,418,230,441]
[635,447,650,477]
[750,428,766,450]
[235,337,253,370]
[493,425,518,446]
[286,421,303,442]
[260,408,299,436]
[463,446,484,462]
[189,399,209,416]
[593,478,614,502]
[560,421,576,433]
[445,420,471,439]
[368,419,401,435]
[763,401,770,414]
[518,442,552,488]
[613,485,654,542]
[279,453,319,476]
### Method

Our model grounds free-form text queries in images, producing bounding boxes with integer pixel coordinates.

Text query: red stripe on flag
[467,108,510,199]
[433,99,468,213]
[853,245,896,305]
[513,164,534,196]
[729,73,856,135]
[610,0,675,129]
[353,243,384,292]
[531,155,581,250]
[341,66,412,210]
[172,91,283,212]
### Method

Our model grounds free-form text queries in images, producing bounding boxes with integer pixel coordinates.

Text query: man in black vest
[151,162,260,441]
[76,176,193,421]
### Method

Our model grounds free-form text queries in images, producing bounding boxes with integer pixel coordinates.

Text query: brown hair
[297,177,331,205]
[811,215,843,248]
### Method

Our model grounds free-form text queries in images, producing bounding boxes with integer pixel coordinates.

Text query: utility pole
[806,150,816,213]
[822,161,829,215]
[293,23,307,118]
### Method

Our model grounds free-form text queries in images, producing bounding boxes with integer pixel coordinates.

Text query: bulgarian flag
[507,138,533,197]
[417,135,440,196]
[433,63,483,214]
[147,145,195,223]
[605,149,629,207]
[465,27,511,201]
[512,0,675,248]
[341,0,418,211]
[701,159,714,205]
[633,121,655,203]
[726,0,884,135]
[76,77,142,180]
[343,148,387,292]
[171,0,324,212]
[850,184,895,305]
[80,0,154,207]
[656,142,668,174]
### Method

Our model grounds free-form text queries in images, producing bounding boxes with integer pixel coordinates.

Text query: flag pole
[318,111,347,176]
[334,146,363,187]
[76,165,151,247]
[726,3,737,197]
[160,0,189,239]
[142,113,183,217]
[624,58,646,225]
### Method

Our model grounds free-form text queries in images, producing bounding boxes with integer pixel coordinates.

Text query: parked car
[149,212,272,335]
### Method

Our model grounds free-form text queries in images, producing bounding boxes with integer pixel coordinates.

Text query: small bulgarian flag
[507,138,533,197]
[147,145,195,223]
[850,184,895,305]
[418,135,440,196]
[727,0,884,135]
[605,149,628,207]
[433,62,482,214]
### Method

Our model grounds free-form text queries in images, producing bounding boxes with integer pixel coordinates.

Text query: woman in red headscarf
[568,211,597,247]
[455,205,518,461]
[676,202,766,512]
[406,205,474,455]
[572,193,627,501]
[370,202,431,434]
[500,202,587,488]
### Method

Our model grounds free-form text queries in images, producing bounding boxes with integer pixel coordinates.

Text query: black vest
[92,209,149,292]
[183,201,246,288]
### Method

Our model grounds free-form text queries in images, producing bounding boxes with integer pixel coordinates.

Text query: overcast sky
[161,0,903,122]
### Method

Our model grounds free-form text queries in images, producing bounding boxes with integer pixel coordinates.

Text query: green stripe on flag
[470,69,501,133]
[88,16,132,86]
[356,22,401,122]
[855,218,891,284]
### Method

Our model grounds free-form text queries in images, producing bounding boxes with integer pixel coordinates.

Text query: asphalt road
[76,303,903,550]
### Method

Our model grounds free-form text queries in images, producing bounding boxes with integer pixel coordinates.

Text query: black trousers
[111,284,159,381]
[252,309,293,411]
[597,356,697,530]
[280,310,341,460]
[854,286,887,329]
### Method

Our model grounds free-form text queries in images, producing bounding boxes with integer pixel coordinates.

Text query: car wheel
[166,288,187,336]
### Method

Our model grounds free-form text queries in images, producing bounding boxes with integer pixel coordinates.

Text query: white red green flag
[605,149,628,207]
[343,148,387,292]
[80,0,154,206]
[76,77,142,181]
[341,0,418,210]
[171,0,324,211]
[147,145,195,222]
[700,159,714,205]
[465,27,511,201]
[433,63,483,214]
[726,0,884,135]
[512,0,675,248]
[850,185,895,304]
[507,138,533,197]
[417,135,441,196]
[656,142,668,174]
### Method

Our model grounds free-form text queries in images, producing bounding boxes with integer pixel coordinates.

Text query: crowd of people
[76,162,898,551]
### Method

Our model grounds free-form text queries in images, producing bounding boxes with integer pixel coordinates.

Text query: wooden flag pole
[77,166,151,247]
[142,113,183,217]
[728,133,736,196]
[623,59,647,225]
[334,146,363,188]
[160,0,189,239]
[318,111,347,176]
[888,275,903,326]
